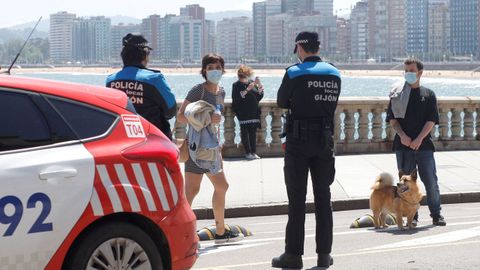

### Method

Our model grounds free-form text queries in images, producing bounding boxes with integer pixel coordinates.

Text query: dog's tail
[371,172,395,190]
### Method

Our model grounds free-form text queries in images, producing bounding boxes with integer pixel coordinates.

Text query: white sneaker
[245,153,255,160]
[252,153,261,159]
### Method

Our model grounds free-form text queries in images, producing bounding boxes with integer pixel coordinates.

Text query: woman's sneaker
[245,153,255,160]
[252,153,261,159]
[214,229,244,244]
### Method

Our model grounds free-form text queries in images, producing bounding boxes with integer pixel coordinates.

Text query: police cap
[293,31,320,53]
[122,33,153,50]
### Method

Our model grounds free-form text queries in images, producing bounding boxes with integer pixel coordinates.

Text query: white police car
[0,75,197,270]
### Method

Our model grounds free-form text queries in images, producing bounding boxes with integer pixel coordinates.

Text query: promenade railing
[173,97,480,157]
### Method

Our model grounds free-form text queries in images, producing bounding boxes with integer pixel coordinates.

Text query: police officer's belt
[288,118,329,131]
[287,118,331,140]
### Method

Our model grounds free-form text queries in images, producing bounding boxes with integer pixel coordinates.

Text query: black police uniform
[106,66,176,139]
[106,34,177,140]
[277,56,341,258]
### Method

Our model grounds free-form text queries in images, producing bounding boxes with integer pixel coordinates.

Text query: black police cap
[293,31,320,53]
[122,33,153,50]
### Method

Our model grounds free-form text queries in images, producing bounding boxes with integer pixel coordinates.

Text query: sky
[0,0,360,28]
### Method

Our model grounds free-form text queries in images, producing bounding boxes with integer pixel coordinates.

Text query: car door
[0,89,95,269]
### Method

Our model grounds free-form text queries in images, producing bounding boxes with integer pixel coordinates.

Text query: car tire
[64,222,164,270]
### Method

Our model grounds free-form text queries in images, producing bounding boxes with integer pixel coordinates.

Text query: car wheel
[65,222,164,270]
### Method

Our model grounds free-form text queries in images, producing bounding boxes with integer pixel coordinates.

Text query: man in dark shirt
[386,58,446,226]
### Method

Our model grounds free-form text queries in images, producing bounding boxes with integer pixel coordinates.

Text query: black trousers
[240,124,258,154]
[283,135,335,255]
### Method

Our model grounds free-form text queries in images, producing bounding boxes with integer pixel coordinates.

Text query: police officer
[272,32,341,269]
[107,33,176,140]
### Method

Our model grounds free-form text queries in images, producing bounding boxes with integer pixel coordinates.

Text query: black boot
[317,254,333,268]
[272,253,303,269]
[432,215,446,226]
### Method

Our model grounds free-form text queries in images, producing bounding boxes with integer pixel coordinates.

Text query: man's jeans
[395,150,442,218]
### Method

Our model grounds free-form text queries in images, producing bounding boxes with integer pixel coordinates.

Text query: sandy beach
[9,66,480,79]
[341,69,480,79]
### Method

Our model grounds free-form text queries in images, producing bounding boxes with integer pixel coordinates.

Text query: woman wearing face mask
[232,65,264,160]
[177,53,244,244]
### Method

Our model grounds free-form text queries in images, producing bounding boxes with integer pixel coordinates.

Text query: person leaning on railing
[232,65,264,160]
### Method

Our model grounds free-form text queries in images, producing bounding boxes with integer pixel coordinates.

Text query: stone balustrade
[173,97,480,157]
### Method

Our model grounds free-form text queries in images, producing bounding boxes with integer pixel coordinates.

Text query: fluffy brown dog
[370,169,423,230]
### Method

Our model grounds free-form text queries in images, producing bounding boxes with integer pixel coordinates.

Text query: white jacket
[184,100,222,174]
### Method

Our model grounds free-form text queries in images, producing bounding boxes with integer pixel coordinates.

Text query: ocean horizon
[16,72,480,99]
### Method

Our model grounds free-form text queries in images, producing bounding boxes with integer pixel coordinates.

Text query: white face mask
[206,70,222,84]
[297,52,303,63]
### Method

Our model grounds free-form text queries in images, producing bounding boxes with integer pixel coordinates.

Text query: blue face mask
[206,70,223,84]
[405,72,418,85]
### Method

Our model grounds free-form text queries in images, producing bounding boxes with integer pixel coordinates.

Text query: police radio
[280,111,292,151]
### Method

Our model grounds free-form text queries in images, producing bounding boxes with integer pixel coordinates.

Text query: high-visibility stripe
[132,163,157,211]
[92,169,114,215]
[97,165,123,212]
[106,164,132,212]
[205,227,214,240]
[90,187,104,216]
[157,165,174,207]
[235,225,244,235]
[164,167,178,206]
[122,162,149,213]
[140,163,164,211]
[148,163,170,211]
[114,164,141,212]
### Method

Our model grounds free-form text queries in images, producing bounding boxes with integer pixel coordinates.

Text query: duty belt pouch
[280,113,288,139]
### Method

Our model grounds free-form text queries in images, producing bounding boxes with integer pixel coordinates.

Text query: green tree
[0,37,49,65]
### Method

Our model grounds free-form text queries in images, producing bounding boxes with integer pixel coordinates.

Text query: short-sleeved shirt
[106,65,176,139]
[185,83,226,109]
[386,86,439,151]
[277,56,341,132]
[184,83,225,174]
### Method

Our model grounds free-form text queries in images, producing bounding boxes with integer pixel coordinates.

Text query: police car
[0,75,197,270]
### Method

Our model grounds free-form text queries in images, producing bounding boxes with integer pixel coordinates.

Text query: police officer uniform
[272,32,341,269]
[106,34,177,140]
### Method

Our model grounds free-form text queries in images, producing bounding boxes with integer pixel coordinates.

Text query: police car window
[33,95,78,143]
[0,91,51,151]
[48,98,116,140]
[126,99,137,113]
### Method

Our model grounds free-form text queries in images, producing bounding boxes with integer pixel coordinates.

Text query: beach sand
[9,66,480,79]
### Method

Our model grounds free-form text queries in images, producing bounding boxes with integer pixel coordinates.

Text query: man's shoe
[271,253,303,269]
[411,218,418,228]
[433,215,446,226]
[317,254,334,268]
[214,229,244,244]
